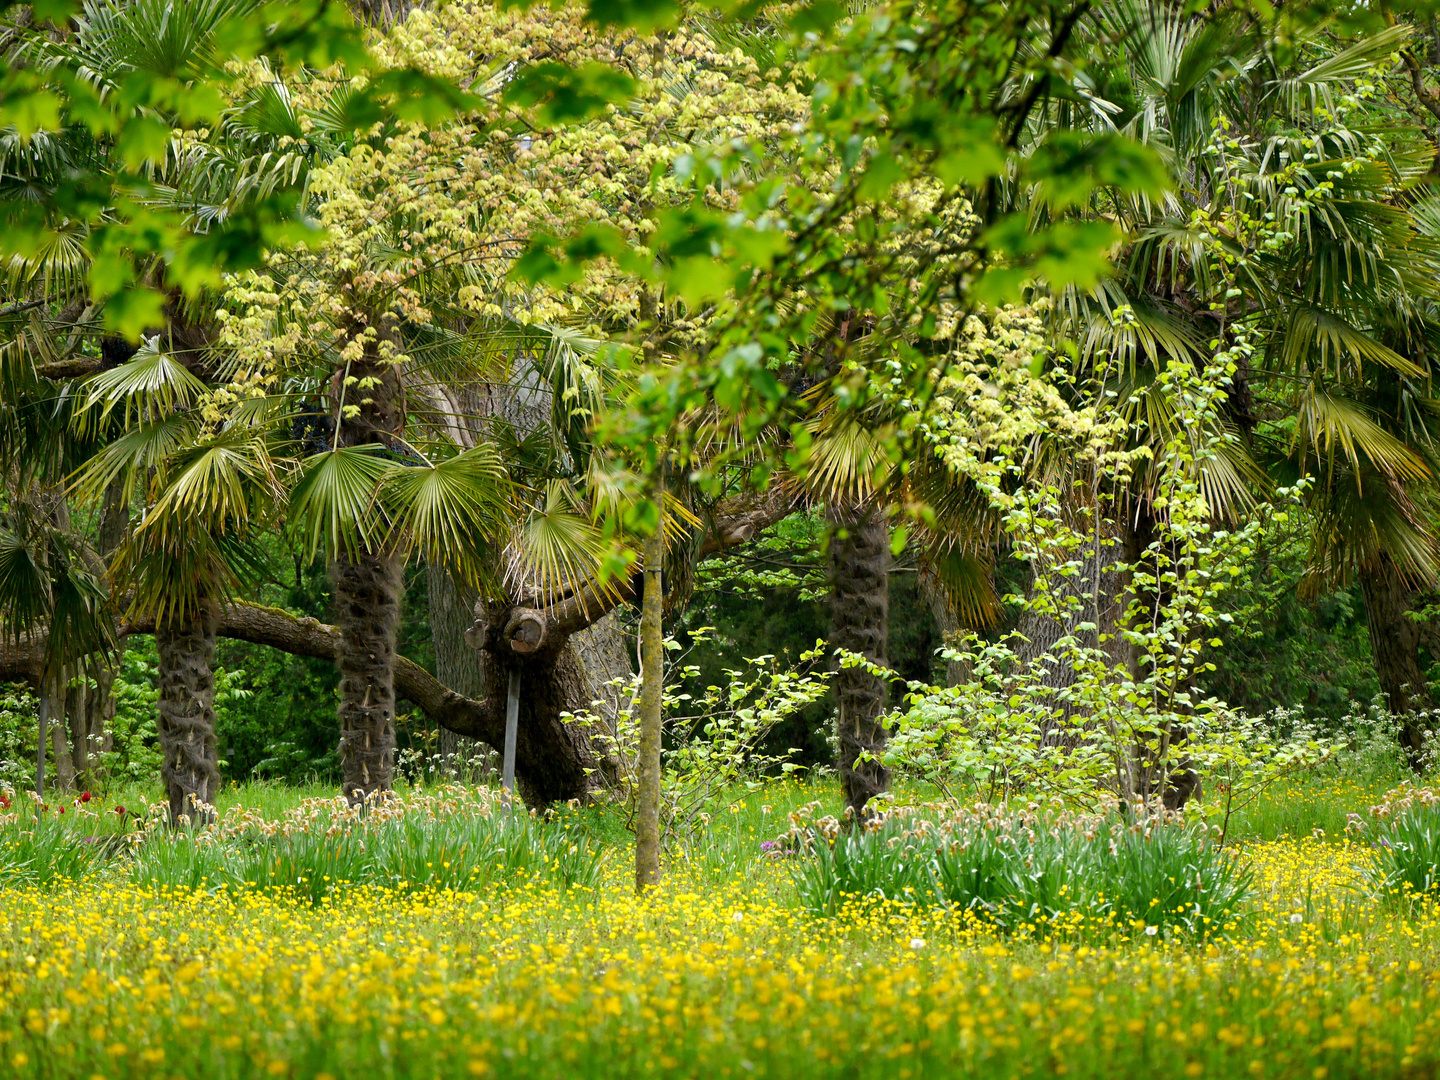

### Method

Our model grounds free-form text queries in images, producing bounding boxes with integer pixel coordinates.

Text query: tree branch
[0,489,799,734]
[2,602,504,745]
[1403,47,1440,124]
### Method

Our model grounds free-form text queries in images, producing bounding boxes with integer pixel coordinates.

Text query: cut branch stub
[504,608,548,654]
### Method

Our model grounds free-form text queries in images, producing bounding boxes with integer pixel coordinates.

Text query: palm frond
[922,540,1003,629]
[70,414,198,505]
[380,445,512,588]
[288,445,392,560]
[1292,388,1432,484]
[507,479,617,608]
[1270,25,1413,119]
[78,338,210,430]
[804,414,892,505]
[141,429,280,542]
[0,524,53,646]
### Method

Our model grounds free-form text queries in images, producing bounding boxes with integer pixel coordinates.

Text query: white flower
[1290,912,1303,924]
[1145,925,1159,937]
[731,911,744,923]
[909,938,926,950]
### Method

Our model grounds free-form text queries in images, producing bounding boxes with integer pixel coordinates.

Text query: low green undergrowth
[1356,785,1440,904]
[784,803,1254,935]
[124,793,609,900]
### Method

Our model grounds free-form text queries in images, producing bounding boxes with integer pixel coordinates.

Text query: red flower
[114,805,126,816]
[0,796,10,810]
[78,791,91,803]
[57,805,64,815]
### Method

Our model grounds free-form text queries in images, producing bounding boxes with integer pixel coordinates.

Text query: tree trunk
[828,504,891,820]
[635,519,664,890]
[154,604,221,824]
[427,561,490,776]
[64,678,87,782]
[50,691,76,792]
[332,328,407,804]
[36,684,50,799]
[1361,551,1433,765]
[917,563,967,687]
[44,674,80,792]
[334,548,403,804]
[467,600,615,806]
[571,615,634,712]
[1012,523,1129,709]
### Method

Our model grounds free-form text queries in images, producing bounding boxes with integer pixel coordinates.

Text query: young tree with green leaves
[1033,4,1440,759]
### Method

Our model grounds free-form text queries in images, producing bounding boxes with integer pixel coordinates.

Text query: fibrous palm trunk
[828,503,891,821]
[154,603,221,823]
[332,332,407,804]
[1361,551,1433,766]
[335,548,403,804]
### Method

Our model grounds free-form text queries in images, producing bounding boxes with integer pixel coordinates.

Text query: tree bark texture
[634,523,664,890]
[828,504,891,820]
[1012,525,1129,710]
[427,561,489,772]
[1361,551,1434,765]
[466,602,614,805]
[333,548,403,804]
[63,678,88,784]
[49,695,75,791]
[332,329,407,803]
[569,614,634,746]
[154,604,221,823]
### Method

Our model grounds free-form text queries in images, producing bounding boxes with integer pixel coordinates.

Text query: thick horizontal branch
[36,357,106,380]
[130,603,505,744]
[1,490,800,733]
[0,602,503,745]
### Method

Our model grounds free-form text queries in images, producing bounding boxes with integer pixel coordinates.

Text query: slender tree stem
[35,683,48,806]
[502,668,520,813]
[635,495,665,892]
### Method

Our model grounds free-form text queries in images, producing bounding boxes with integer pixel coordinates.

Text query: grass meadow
[0,768,1438,1080]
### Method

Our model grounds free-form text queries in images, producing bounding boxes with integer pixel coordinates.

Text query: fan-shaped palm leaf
[79,338,210,429]
[379,445,512,587]
[1292,388,1432,486]
[288,445,393,561]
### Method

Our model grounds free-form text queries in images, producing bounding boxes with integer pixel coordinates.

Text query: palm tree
[206,4,820,804]
[1,0,360,803]
[1031,3,1440,759]
[800,354,1006,819]
[73,336,283,819]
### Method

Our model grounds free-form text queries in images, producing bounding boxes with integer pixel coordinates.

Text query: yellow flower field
[1,803,1438,1080]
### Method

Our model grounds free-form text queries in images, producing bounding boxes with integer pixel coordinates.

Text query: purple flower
[761,841,776,852]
